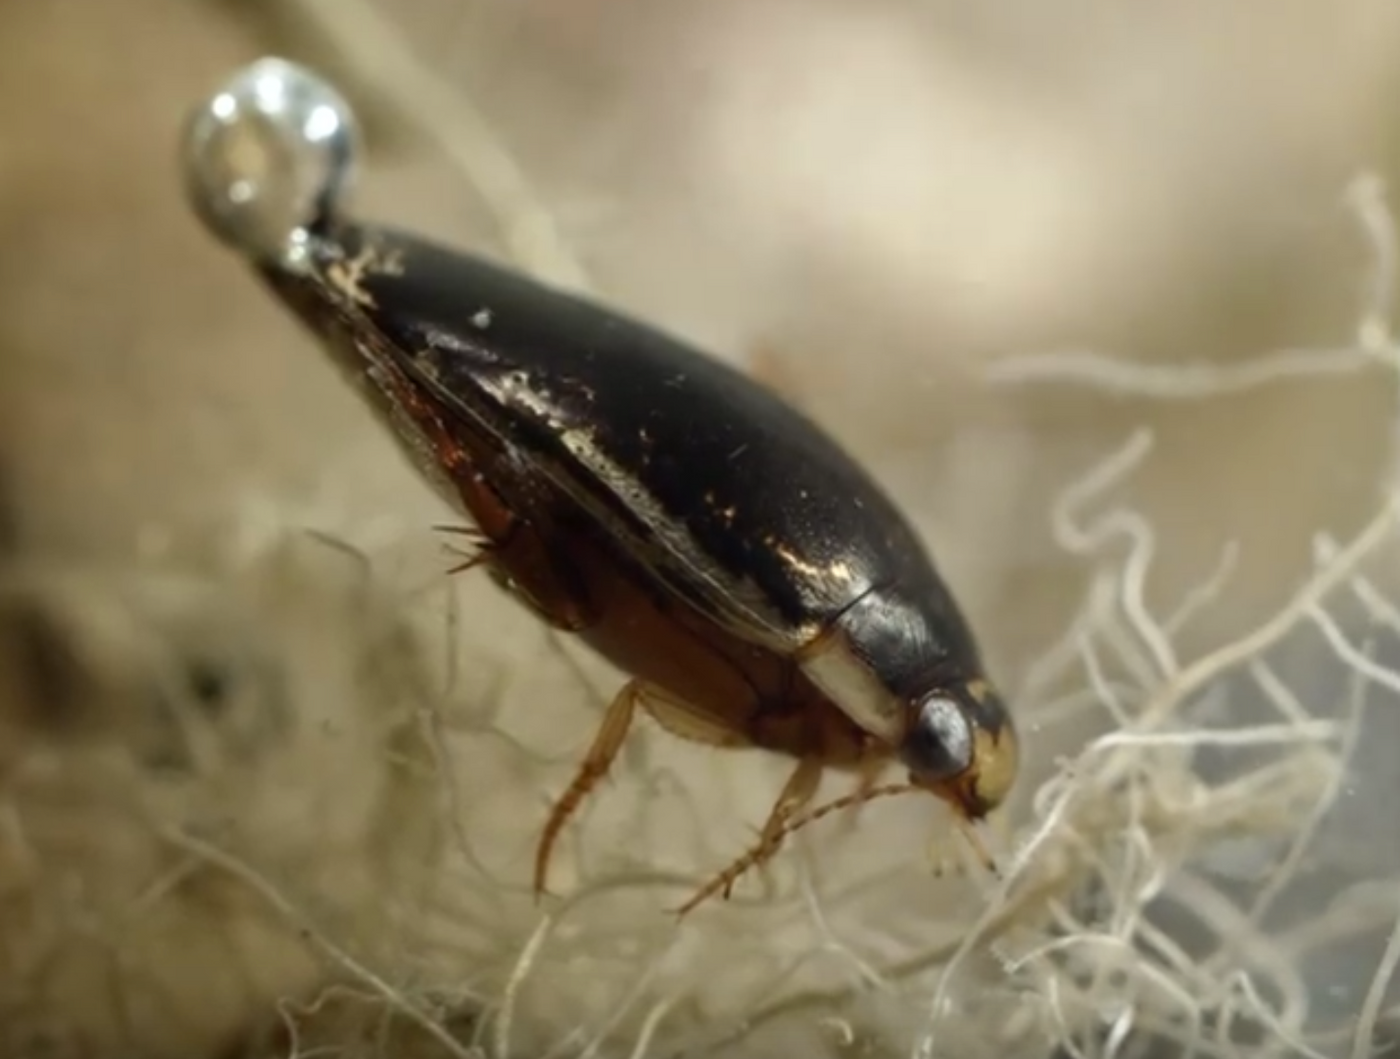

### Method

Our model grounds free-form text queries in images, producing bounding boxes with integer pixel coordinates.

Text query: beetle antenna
[672,782,917,917]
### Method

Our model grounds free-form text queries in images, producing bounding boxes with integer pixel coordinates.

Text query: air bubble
[181,57,359,265]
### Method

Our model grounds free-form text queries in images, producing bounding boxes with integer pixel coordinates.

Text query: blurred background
[3,2,1400,1058]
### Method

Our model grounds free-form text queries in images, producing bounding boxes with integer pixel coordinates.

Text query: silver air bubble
[181,57,359,268]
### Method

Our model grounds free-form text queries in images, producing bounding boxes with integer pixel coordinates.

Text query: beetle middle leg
[754,756,823,858]
[534,677,781,899]
[534,678,645,898]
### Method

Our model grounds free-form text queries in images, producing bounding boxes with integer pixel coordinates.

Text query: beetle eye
[900,695,974,782]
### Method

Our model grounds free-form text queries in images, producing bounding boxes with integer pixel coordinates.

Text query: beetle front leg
[678,756,823,907]
[670,759,824,915]
[534,679,644,898]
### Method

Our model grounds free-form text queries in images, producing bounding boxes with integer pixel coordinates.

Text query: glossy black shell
[293,223,982,675]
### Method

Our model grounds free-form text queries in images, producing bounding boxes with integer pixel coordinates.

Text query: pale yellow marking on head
[964,676,994,706]
[969,718,1019,812]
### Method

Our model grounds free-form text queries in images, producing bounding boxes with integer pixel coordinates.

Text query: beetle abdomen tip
[180,57,359,266]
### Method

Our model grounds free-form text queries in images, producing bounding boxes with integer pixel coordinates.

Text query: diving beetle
[180,58,1019,914]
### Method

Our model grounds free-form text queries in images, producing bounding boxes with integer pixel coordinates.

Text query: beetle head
[898,677,1018,820]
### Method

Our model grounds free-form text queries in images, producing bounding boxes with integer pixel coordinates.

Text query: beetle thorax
[794,585,954,746]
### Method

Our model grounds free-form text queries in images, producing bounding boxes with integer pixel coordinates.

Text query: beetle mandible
[181,58,1019,915]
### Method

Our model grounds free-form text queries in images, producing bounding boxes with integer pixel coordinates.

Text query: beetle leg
[754,755,824,855]
[709,756,821,903]
[640,689,752,748]
[434,524,495,574]
[534,679,644,898]
[492,525,598,632]
[672,781,917,917]
[842,753,890,829]
[398,374,597,632]
[438,476,597,632]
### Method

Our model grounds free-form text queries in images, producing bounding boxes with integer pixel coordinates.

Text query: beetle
[181,58,1019,915]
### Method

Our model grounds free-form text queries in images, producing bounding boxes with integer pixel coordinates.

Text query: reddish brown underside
[378,354,882,771]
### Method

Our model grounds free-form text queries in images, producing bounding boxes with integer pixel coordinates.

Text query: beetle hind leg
[434,524,494,574]
[533,679,644,899]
